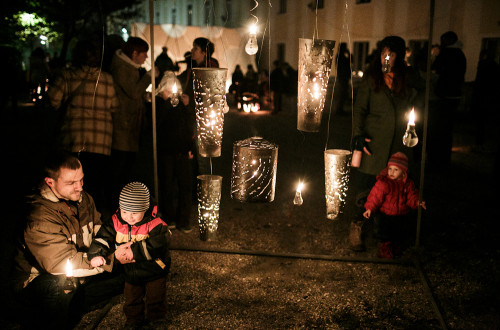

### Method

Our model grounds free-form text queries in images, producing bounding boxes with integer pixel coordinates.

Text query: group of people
[10,151,171,328]
[6,28,474,327]
[7,34,224,328]
[227,60,297,114]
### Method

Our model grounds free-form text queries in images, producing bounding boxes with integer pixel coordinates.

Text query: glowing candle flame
[146,84,152,93]
[172,82,177,94]
[408,108,415,126]
[293,181,304,206]
[313,83,320,99]
[65,259,73,277]
[385,55,390,62]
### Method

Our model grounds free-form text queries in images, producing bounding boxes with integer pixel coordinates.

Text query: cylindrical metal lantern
[297,38,336,132]
[197,174,223,241]
[231,137,278,202]
[324,149,352,220]
[192,68,228,157]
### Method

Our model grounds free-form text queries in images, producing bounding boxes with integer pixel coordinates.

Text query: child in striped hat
[363,152,426,258]
[88,182,171,327]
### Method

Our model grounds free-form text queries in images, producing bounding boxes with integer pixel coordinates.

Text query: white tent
[131,23,257,86]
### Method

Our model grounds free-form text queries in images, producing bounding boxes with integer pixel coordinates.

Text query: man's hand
[115,242,135,264]
[363,209,372,219]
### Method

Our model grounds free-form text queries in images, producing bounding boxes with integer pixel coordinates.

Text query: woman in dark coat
[347,35,424,251]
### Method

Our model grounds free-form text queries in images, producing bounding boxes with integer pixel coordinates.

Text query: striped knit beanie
[387,152,408,172]
[119,182,150,212]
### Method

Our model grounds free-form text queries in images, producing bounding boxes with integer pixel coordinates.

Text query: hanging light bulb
[245,24,258,55]
[382,54,391,73]
[170,83,179,107]
[293,181,304,206]
[402,108,419,147]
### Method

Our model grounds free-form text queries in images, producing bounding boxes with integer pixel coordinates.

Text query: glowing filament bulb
[293,182,304,206]
[402,108,419,147]
[245,24,258,55]
[65,259,73,277]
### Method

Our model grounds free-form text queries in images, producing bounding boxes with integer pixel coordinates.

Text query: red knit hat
[387,152,408,171]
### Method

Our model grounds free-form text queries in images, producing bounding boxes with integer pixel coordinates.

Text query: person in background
[155,46,178,83]
[363,152,426,258]
[10,150,125,328]
[110,37,154,206]
[180,37,219,183]
[347,35,424,252]
[333,43,352,114]
[89,182,171,328]
[270,60,284,114]
[230,64,244,103]
[47,38,120,217]
[428,31,466,171]
[155,73,194,233]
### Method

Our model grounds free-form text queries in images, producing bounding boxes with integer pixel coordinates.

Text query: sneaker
[179,225,193,233]
[377,241,394,259]
[167,222,176,229]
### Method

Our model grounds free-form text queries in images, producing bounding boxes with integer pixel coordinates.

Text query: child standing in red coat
[363,152,426,258]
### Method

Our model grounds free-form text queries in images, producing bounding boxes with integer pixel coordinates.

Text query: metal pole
[149,0,159,204]
[416,0,435,247]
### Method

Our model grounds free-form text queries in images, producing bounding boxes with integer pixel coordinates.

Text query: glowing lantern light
[197,175,223,241]
[231,137,278,202]
[297,38,336,132]
[192,68,228,157]
[324,149,352,220]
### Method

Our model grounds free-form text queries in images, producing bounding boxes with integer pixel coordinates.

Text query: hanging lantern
[297,38,336,132]
[192,68,228,157]
[324,149,352,220]
[197,174,223,241]
[231,137,278,202]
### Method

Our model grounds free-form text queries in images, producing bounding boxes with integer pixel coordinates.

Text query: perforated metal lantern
[297,38,336,132]
[192,68,228,157]
[231,137,278,202]
[197,175,223,241]
[324,149,351,220]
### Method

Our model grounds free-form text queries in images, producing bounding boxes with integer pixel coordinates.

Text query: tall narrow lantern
[231,137,278,202]
[297,38,336,132]
[197,174,223,241]
[324,149,352,220]
[192,68,228,157]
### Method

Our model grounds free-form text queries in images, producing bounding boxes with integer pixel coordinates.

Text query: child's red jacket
[364,168,420,216]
